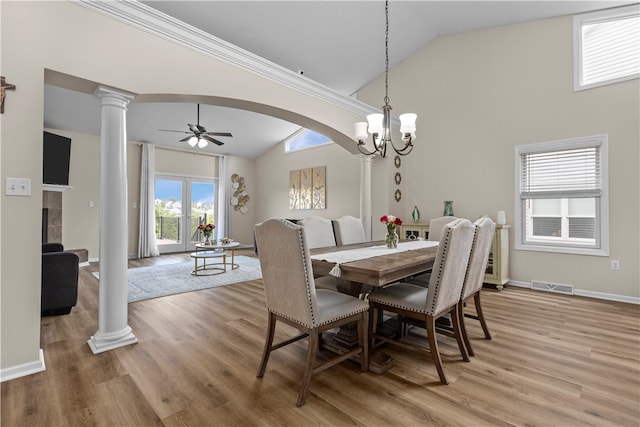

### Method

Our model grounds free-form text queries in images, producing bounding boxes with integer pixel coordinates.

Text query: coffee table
[190,251,227,276]
[195,242,251,270]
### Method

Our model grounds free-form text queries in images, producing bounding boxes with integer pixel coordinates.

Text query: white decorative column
[360,155,373,241]
[88,86,138,354]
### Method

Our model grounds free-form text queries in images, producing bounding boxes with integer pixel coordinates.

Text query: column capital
[359,154,374,164]
[93,85,135,106]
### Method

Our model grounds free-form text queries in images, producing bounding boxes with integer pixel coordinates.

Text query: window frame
[514,135,609,257]
[573,4,640,91]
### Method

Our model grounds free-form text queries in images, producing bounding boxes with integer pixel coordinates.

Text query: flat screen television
[43,131,72,186]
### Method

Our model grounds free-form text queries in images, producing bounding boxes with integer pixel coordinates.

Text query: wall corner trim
[0,349,46,383]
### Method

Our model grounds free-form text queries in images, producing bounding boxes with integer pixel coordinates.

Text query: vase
[412,205,420,223]
[443,201,454,217]
[496,210,506,225]
[385,228,399,249]
[204,234,212,245]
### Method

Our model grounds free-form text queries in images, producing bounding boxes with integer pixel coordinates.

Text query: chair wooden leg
[474,292,492,340]
[358,311,369,372]
[368,306,377,349]
[458,300,474,357]
[451,304,470,362]
[257,312,276,378]
[426,314,448,385]
[297,330,319,407]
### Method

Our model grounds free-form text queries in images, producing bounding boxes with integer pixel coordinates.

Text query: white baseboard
[505,280,639,304]
[0,349,46,382]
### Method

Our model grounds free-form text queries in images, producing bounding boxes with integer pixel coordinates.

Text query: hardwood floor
[3,252,639,426]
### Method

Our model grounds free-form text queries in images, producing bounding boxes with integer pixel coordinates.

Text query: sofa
[41,243,79,316]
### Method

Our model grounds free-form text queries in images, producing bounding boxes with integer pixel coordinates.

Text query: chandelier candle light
[354,0,417,158]
[380,214,402,249]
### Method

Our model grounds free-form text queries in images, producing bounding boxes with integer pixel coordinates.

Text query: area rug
[91,255,262,303]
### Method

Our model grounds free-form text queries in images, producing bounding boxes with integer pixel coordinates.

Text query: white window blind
[575,5,640,90]
[520,147,601,199]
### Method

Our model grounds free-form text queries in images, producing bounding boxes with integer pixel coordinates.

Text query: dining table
[310,239,439,373]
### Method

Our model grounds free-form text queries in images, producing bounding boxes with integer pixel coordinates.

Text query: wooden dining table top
[310,240,438,288]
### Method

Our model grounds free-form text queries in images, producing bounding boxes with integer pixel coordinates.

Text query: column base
[87,326,138,354]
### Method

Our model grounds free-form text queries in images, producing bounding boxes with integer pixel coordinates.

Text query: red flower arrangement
[380,215,402,229]
[380,215,402,248]
[197,223,215,236]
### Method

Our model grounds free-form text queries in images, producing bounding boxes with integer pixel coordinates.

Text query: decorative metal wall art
[230,173,250,213]
[394,155,402,202]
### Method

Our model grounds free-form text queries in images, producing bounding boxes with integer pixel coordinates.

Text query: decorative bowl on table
[220,238,233,245]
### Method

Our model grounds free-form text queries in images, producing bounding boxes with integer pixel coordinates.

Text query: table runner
[310,240,439,277]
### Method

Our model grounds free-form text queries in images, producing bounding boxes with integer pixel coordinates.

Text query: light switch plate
[5,177,31,196]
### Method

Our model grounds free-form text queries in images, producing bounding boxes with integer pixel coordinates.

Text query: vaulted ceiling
[44,1,631,158]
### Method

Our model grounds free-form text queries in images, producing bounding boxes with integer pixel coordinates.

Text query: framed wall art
[289,166,326,210]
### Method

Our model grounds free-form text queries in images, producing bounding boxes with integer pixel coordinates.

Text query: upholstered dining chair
[333,215,367,246]
[406,216,460,288]
[298,216,336,249]
[458,217,495,357]
[368,218,475,385]
[298,216,341,291]
[254,218,369,407]
[428,216,459,242]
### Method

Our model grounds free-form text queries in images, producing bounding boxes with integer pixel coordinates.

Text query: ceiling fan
[159,104,232,148]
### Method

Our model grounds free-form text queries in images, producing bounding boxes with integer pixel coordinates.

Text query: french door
[154,175,217,254]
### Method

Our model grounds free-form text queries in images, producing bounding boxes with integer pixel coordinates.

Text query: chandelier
[354,0,417,158]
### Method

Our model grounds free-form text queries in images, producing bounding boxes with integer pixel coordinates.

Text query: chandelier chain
[384,0,390,106]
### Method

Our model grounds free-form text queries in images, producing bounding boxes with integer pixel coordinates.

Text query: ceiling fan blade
[204,132,233,137]
[202,134,224,146]
[159,129,190,134]
[179,135,195,142]
[196,124,207,133]
[187,124,200,134]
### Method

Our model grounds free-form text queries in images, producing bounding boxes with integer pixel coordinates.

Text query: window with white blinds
[574,5,640,91]
[515,135,609,256]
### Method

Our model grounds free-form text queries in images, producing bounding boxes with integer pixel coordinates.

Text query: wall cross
[1,76,16,114]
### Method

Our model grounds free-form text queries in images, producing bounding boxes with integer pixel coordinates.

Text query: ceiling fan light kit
[354,0,417,158]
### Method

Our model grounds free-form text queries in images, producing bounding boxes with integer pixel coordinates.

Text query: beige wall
[0,1,363,373]
[226,156,257,245]
[254,142,362,223]
[357,16,640,298]
[155,147,218,178]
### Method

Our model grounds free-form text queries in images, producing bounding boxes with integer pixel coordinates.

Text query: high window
[574,4,640,91]
[284,128,332,153]
[515,135,609,256]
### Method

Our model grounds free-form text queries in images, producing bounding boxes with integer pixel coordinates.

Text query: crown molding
[71,0,392,124]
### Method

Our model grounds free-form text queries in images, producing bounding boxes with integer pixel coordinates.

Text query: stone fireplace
[42,190,62,243]
[42,189,89,263]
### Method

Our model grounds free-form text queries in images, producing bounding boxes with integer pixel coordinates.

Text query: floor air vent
[531,280,574,295]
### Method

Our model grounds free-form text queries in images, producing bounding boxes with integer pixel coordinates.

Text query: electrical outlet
[611,260,620,271]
